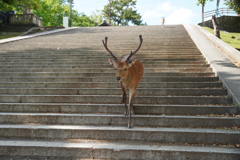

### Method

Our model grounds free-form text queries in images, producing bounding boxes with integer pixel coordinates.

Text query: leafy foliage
[90,10,104,25]
[1,0,143,27]
[224,0,240,13]
[102,0,145,26]
[0,0,42,13]
[196,0,214,6]
[33,0,69,26]
[26,0,96,27]
[71,10,98,27]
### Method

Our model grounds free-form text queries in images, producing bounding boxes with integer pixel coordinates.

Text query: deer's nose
[116,77,121,81]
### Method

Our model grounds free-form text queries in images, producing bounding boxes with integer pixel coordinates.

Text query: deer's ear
[128,59,137,67]
[108,59,116,66]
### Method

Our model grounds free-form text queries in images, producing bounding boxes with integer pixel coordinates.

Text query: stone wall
[198,16,240,32]
[0,23,38,32]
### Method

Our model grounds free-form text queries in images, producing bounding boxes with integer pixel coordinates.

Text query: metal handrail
[204,8,237,19]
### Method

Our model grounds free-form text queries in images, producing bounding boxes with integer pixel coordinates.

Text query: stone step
[0,68,213,73]
[0,95,232,104]
[0,59,207,64]
[0,25,237,159]
[1,44,199,49]
[0,72,215,77]
[0,103,238,115]
[2,41,198,45]
[0,55,204,58]
[0,61,207,65]
[0,50,202,55]
[0,52,203,56]
[0,53,204,59]
[0,125,239,144]
[0,82,223,88]
[0,113,238,128]
[0,88,227,96]
[0,46,200,51]
[0,64,211,69]
[0,57,206,63]
[0,76,219,83]
[0,55,204,59]
[0,139,239,160]
[0,43,200,48]
[0,49,200,53]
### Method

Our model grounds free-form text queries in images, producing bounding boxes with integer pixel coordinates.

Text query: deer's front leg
[120,81,128,115]
[128,88,136,129]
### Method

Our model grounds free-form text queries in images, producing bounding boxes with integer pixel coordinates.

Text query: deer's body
[102,35,144,128]
[116,56,143,90]
[110,56,144,115]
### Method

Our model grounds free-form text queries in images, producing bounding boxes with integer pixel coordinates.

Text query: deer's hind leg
[120,81,128,115]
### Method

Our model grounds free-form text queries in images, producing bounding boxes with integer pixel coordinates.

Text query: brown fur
[103,35,144,128]
[108,56,144,128]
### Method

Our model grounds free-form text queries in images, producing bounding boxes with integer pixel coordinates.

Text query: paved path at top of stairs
[0,25,239,160]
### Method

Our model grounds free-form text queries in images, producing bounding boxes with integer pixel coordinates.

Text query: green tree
[33,0,97,27]
[102,0,145,26]
[196,0,214,6]
[0,0,41,13]
[1,0,100,27]
[71,10,98,27]
[33,0,69,26]
[0,0,14,11]
[90,10,104,25]
[224,0,240,13]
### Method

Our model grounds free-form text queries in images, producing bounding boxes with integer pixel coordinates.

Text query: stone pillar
[63,17,69,28]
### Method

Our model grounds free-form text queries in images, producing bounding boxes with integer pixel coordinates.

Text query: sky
[73,0,236,25]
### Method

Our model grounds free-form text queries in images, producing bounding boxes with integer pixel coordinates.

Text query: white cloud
[157,2,177,13]
[142,2,199,25]
[143,2,176,18]
[166,8,198,24]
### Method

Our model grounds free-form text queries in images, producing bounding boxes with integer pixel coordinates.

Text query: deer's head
[102,35,143,81]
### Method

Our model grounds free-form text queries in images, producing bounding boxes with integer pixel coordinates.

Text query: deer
[161,17,165,28]
[102,35,144,129]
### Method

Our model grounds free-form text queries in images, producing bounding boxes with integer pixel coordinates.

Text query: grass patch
[202,27,240,49]
[0,32,24,40]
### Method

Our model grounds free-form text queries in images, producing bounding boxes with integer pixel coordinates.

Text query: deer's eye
[124,68,128,71]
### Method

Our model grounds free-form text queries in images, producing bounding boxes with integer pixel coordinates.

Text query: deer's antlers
[102,37,118,62]
[126,35,143,62]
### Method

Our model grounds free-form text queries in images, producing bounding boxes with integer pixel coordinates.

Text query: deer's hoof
[128,125,133,129]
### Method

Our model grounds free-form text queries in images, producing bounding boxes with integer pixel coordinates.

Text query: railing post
[39,17,42,27]
[9,13,14,24]
[31,14,34,24]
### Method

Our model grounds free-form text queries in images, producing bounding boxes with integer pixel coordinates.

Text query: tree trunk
[212,15,221,39]
[202,4,204,22]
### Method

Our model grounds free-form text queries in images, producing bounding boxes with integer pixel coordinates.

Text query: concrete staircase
[0,25,239,159]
